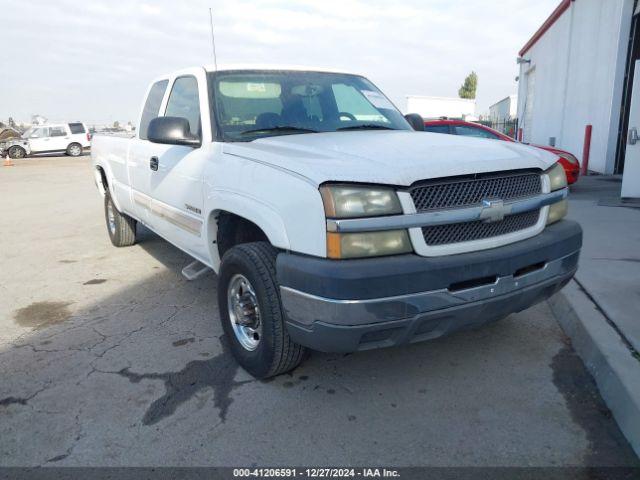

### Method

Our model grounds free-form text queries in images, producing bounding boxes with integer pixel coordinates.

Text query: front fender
[205,190,291,270]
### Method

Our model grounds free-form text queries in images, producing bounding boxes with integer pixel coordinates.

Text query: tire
[104,193,136,247]
[218,242,306,378]
[66,143,83,157]
[8,146,26,159]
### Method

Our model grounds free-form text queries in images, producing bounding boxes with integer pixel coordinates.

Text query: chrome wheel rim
[227,274,262,351]
[11,147,24,158]
[70,145,81,156]
[106,201,116,235]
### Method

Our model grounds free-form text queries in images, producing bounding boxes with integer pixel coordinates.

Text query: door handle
[629,127,638,145]
[150,156,159,171]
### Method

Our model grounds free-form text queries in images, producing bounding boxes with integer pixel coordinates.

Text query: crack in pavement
[0,384,51,409]
[111,336,248,425]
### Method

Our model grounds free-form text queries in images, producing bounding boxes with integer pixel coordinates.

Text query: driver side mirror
[148,117,200,147]
[404,113,425,131]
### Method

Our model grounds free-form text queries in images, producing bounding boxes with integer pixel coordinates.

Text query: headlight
[320,185,402,218]
[545,162,569,225]
[546,162,567,191]
[327,230,412,259]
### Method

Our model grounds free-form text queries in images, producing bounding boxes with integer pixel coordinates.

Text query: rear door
[128,78,170,225]
[48,125,70,151]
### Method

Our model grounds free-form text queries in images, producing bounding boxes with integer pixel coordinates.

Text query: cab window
[165,76,201,139]
[139,80,169,140]
[50,126,66,137]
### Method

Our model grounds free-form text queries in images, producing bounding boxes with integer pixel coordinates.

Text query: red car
[423,119,580,184]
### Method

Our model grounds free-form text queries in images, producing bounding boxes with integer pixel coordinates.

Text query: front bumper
[277,220,582,352]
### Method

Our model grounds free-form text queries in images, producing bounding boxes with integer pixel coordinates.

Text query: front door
[27,127,50,153]
[128,69,212,263]
[622,60,640,198]
[148,73,210,262]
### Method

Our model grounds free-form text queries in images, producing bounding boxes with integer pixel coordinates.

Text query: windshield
[210,71,411,141]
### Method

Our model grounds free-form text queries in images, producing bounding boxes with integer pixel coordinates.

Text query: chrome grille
[421,210,540,246]
[410,172,542,212]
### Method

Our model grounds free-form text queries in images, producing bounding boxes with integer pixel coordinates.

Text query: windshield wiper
[241,126,319,136]
[337,124,396,131]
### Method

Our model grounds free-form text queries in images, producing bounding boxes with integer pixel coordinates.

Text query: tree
[458,71,478,99]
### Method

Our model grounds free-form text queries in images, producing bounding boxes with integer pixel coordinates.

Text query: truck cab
[92,66,581,378]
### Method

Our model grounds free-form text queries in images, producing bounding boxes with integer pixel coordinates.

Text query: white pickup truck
[92,66,582,378]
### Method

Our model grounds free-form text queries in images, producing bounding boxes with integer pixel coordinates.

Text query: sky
[1,0,559,126]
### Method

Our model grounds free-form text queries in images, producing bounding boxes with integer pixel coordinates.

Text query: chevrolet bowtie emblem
[479,199,512,223]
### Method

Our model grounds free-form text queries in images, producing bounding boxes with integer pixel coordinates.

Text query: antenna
[208,8,218,70]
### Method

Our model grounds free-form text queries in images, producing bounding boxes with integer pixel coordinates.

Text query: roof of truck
[203,64,355,75]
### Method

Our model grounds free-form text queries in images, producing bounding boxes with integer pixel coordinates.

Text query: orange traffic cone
[3,156,14,167]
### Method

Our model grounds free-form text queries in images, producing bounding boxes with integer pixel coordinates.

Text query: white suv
[3,122,90,159]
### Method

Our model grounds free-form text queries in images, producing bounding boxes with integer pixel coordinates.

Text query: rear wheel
[8,146,26,159]
[66,143,83,157]
[218,242,306,378]
[104,194,136,247]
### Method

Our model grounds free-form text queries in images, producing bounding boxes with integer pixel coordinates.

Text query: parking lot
[0,155,638,467]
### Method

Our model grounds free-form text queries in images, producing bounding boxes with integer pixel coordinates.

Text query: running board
[181,260,212,281]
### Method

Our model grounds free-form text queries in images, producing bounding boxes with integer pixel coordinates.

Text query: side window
[30,127,49,138]
[50,126,66,137]
[68,123,85,134]
[139,80,169,140]
[165,76,201,138]
[454,125,499,139]
[424,125,451,134]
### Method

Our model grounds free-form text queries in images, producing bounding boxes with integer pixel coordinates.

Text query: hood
[223,130,558,187]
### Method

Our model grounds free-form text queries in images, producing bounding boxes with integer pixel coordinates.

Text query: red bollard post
[581,125,592,176]
[518,128,523,142]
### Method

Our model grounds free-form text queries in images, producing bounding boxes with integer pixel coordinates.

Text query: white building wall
[517,0,633,173]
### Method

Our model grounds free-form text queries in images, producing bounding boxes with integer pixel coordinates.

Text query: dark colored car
[423,119,580,184]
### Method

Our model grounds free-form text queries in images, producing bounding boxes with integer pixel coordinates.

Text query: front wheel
[8,146,26,159]
[218,242,306,378]
[104,194,136,247]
